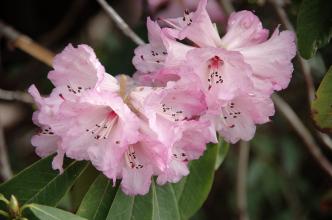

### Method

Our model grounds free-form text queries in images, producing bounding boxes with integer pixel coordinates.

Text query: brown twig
[0,120,13,181]
[273,94,332,177]
[270,0,332,151]
[0,21,55,66]
[236,141,250,220]
[96,0,145,45]
[0,88,33,104]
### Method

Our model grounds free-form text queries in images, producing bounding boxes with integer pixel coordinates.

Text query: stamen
[173,151,188,162]
[160,103,185,122]
[39,127,55,135]
[86,111,118,140]
[220,102,241,129]
[125,146,144,169]
[66,84,88,95]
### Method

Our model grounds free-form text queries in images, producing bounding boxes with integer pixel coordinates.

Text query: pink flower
[105,130,169,195]
[157,119,214,184]
[29,85,65,172]
[129,69,214,185]
[185,47,253,100]
[30,44,142,175]
[207,91,274,144]
[48,44,119,100]
[132,17,192,81]
[162,0,296,93]
[56,90,140,164]
[30,0,296,195]
[185,48,274,143]
[130,67,209,147]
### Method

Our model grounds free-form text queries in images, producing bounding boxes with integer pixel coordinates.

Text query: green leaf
[104,144,218,220]
[312,65,332,133]
[0,156,88,206]
[176,144,218,219]
[106,181,180,220]
[152,182,181,220]
[297,0,332,59]
[26,204,87,220]
[77,175,117,220]
[214,139,230,170]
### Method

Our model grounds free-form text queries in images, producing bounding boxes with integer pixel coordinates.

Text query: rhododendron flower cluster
[29,0,295,195]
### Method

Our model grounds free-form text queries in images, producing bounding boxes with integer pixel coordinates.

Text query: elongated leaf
[106,187,153,220]
[312,65,332,133]
[106,181,180,220]
[215,139,230,170]
[26,204,87,220]
[0,156,88,206]
[297,0,332,59]
[176,144,218,219]
[152,182,181,220]
[77,175,117,220]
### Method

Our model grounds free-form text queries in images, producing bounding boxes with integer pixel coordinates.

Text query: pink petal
[121,165,153,195]
[186,47,254,99]
[162,0,221,47]
[132,18,168,73]
[239,28,296,91]
[31,134,59,157]
[52,149,65,173]
[220,10,269,49]
[132,18,192,75]
[157,159,189,185]
[48,44,118,95]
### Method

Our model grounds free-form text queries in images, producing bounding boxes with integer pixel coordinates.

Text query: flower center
[85,110,118,140]
[207,56,224,90]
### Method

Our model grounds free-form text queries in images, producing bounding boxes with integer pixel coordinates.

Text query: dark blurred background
[1,0,332,219]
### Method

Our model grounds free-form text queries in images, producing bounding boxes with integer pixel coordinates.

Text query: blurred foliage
[1,0,332,219]
[296,0,332,59]
[312,66,332,133]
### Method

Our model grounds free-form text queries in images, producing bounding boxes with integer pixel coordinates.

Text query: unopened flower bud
[9,195,20,218]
